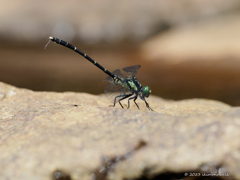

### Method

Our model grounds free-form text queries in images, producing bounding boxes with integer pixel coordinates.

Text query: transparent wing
[103,76,114,83]
[112,69,126,80]
[103,69,126,82]
[122,65,141,78]
[104,83,126,103]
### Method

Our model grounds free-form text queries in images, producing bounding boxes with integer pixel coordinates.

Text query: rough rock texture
[0,82,239,180]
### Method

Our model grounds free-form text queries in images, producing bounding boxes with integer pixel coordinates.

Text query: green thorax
[114,77,142,92]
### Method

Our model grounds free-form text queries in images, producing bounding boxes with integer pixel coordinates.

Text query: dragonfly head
[140,86,151,98]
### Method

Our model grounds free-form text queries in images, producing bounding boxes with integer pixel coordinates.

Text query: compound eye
[143,86,151,98]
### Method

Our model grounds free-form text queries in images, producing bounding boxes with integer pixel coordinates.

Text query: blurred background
[1,0,240,105]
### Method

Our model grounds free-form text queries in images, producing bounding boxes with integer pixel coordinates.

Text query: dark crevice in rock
[92,140,147,180]
[131,165,232,180]
[52,170,72,180]
[132,171,229,180]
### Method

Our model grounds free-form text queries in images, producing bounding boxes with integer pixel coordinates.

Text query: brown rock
[1,0,240,43]
[141,13,240,63]
[141,13,240,106]
[1,82,239,180]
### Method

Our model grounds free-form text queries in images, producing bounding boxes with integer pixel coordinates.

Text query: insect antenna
[44,40,52,49]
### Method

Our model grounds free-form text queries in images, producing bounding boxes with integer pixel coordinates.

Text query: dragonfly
[45,37,154,111]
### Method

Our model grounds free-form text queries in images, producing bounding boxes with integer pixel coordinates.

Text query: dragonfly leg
[144,100,154,111]
[110,94,126,108]
[110,94,132,109]
[118,94,133,108]
[127,95,139,109]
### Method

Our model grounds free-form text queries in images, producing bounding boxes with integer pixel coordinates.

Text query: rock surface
[1,0,240,43]
[0,82,239,180]
[140,13,240,106]
[2,1,240,108]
